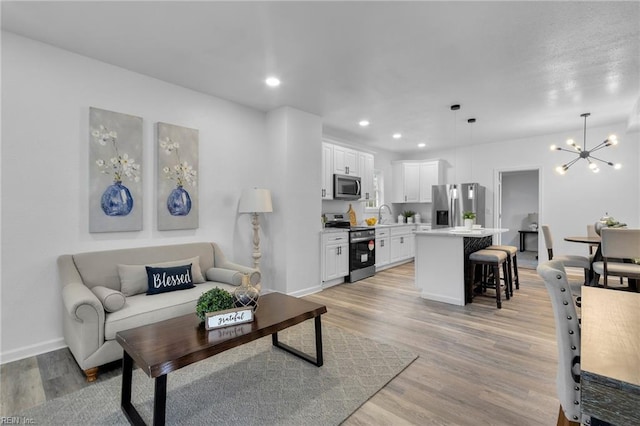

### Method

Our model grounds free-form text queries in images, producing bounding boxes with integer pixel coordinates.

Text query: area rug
[19,322,417,425]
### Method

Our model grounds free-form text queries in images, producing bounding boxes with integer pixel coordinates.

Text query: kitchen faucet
[378,204,392,224]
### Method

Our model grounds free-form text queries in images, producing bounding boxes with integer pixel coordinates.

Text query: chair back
[600,228,640,259]
[587,224,597,255]
[537,260,582,423]
[541,225,554,259]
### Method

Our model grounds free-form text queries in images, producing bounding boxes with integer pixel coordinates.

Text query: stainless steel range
[324,214,376,283]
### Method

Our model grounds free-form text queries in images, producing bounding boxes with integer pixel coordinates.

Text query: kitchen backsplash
[322,200,432,225]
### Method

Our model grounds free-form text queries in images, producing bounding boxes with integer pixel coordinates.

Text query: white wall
[0,33,288,362]
[421,123,639,258]
[267,107,323,296]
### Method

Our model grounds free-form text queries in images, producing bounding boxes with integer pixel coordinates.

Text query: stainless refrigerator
[431,183,485,228]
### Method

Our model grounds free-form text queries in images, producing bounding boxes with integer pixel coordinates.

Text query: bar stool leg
[502,261,511,300]
[493,264,502,309]
[512,253,520,290]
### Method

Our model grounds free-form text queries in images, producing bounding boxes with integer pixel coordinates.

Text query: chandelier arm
[556,147,578,153]
[589,143,610,153]
[564,157,581,169]
[588,155,613,165]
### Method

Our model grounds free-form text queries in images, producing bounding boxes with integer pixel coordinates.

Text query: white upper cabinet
[392,160,441,203]
[321,143,334,200]
[419,161,441,202]
[333,145,359,176]
[358,152,374,201]
[322,141,375,201]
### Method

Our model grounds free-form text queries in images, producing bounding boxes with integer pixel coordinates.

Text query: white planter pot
[464,219,474,230]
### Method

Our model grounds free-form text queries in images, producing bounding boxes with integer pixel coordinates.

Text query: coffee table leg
[153,375,167,426]
[121,352,145,425]
[272,316,324,367]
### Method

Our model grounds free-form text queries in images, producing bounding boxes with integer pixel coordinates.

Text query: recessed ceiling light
[265,76,281,87]
[392,133,402,139]
[418,143,426,148]
[359,120,370,127]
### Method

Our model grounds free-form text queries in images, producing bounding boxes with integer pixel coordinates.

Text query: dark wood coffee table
[116,292,327,426]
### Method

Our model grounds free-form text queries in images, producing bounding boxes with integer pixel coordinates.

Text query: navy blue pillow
[145,264,195,295]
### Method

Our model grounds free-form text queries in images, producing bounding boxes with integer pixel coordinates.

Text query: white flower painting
[89,107,143,233]
[157,122,199,230]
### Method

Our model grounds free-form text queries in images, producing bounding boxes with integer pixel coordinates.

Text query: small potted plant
[196,288,235,322]
[402,210,416,224]
[463,211,476,230]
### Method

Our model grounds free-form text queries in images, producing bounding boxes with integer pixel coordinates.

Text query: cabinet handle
[366,192,369,200]
[322,188,325,197]
[404,195,407,202]
[401,237,404,244]
[381,240,385,247]
[346,166,349,174]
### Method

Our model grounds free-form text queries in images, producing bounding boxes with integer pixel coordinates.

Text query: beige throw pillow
[91,286,126,313]
[118,256,205,296]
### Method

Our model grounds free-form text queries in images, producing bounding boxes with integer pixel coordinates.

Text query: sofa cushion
[118,256,205,296]
[91,286,126,313]
[146,264,195,295]
[104,281,234,340]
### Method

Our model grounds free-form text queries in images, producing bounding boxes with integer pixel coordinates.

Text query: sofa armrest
[58,254,105,330]
[62,281,105,324]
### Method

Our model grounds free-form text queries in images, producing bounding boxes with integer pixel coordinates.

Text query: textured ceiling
[2,1,639,153]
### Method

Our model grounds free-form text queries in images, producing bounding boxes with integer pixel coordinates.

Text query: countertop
[321,223,430,234]
[415,227,508,238]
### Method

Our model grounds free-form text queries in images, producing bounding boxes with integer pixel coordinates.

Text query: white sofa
[58,242,259,381]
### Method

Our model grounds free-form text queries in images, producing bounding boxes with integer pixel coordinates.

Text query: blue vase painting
[157,123,199,230]
[101,181,134,216]
[167,186,192,216]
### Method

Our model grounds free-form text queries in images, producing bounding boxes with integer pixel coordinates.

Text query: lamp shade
[239,188,273,213]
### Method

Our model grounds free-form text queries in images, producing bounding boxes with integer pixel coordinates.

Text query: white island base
[414,228,508,306]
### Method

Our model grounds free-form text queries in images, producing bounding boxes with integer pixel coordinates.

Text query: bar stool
[469,249,510,308]
[486,245,520,295]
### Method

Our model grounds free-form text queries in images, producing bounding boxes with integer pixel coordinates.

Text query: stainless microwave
[334,174,361,200]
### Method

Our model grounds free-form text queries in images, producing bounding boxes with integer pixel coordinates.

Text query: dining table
[580,286,640,425]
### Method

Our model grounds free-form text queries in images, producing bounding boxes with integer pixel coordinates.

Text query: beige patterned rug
[19,322,417,425]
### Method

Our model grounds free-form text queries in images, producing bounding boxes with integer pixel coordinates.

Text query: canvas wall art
[89,107,143,233]
[157,122,199,230]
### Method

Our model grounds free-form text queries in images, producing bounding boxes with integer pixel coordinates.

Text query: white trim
[288,285,323,298]
[0,338,66,365]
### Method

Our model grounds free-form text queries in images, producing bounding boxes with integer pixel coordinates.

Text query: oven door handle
[351,237,375,243]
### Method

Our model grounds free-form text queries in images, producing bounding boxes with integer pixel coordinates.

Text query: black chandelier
[551,113,621,174]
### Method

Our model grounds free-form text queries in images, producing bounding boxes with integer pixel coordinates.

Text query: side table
[518,230,538,252]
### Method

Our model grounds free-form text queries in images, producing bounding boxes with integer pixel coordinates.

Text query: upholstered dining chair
[586,224,598,255]
[537,260,583,426]
[541,225,591,294]
[592,228,640,290]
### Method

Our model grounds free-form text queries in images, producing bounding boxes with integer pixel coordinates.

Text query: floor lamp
[239,188,273,272]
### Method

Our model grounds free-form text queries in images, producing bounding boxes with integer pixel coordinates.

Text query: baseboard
[288,284,323,298]
[0,337,66,365]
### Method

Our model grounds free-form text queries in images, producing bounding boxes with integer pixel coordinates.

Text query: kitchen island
[414,228,509,306]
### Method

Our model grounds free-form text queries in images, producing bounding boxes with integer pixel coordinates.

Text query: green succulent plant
[402,210,416,218]
[196,288,234,322]
[463,211,476,220]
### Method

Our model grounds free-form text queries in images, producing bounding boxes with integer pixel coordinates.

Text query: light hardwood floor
[1,262,572,425]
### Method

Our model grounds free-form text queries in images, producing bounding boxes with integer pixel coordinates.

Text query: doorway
[495,168,541,269]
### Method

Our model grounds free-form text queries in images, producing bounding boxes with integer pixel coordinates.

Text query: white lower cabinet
[376,225,415,270]
[375,229,390,268]
[321,231,349,283]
